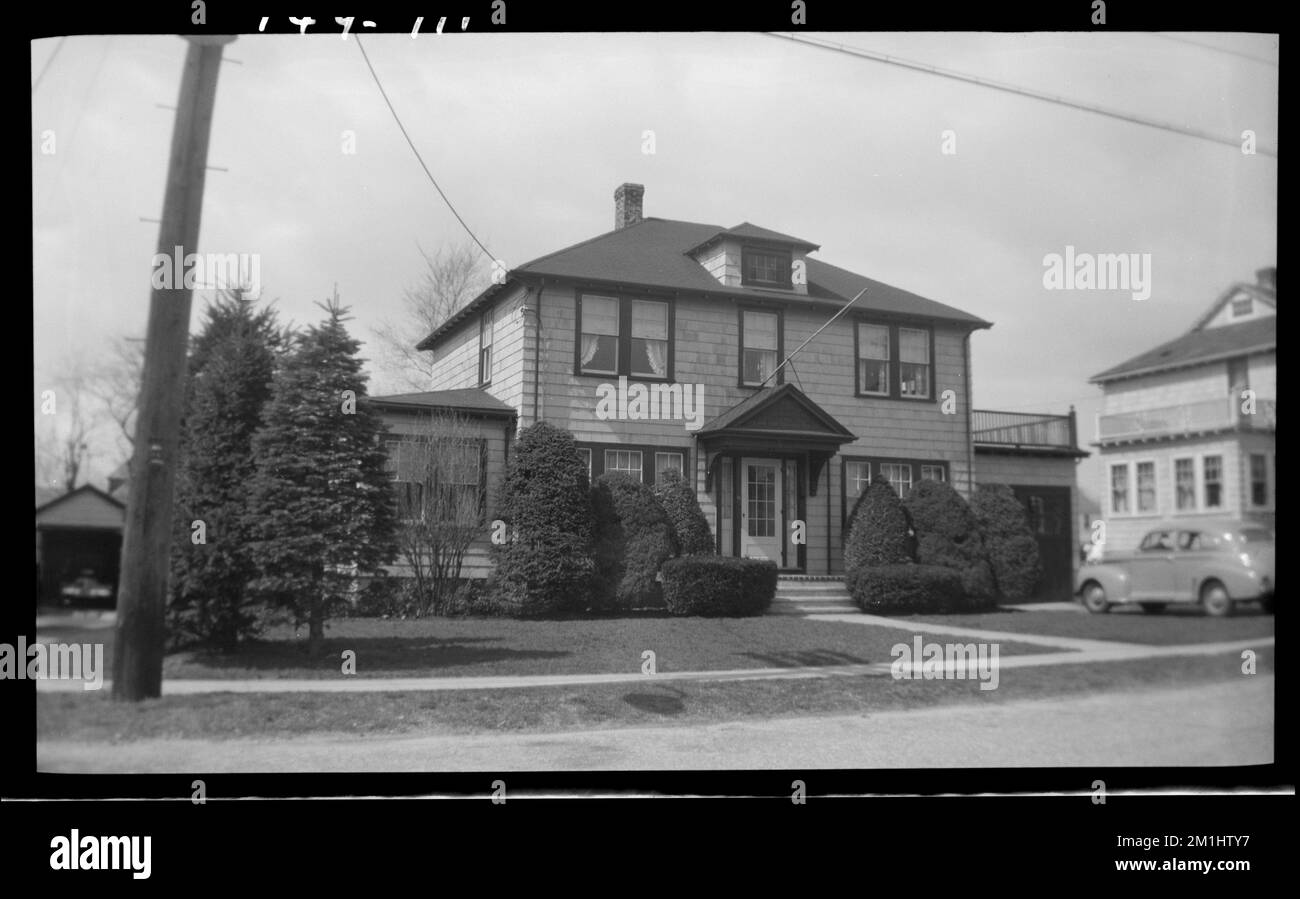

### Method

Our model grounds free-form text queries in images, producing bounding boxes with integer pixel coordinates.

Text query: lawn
[902,603,1275,645]
[37,644,1273,743]
[34,614,1061,680]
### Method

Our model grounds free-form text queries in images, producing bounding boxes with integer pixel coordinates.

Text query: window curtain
[644,340,667,376]
[581,334,600,366]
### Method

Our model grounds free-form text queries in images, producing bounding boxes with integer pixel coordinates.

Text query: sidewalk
[35,636,1270,694]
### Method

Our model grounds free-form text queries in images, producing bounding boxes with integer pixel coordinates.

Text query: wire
[764,32,1277,159]
[353,35,497,262]
[31,35,66,94]
[1152,33,1278,67]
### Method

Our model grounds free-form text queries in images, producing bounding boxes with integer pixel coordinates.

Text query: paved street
[38,674,1272,772]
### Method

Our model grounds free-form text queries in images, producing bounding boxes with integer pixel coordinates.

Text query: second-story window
[579,295,619,375]
[899,327,931,398]
[856,321,934,400]
[478,307,494,386]
[857,324,890,396]
[577,293,672,379]
[740,308,781,387]
[1203,455,1222,508]
[631,300,668,378]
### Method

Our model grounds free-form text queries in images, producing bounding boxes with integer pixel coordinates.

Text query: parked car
[59,571,114,606]
[1076,519,1274,617]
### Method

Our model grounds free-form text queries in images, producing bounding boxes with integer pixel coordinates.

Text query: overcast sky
[32,32,1278,494]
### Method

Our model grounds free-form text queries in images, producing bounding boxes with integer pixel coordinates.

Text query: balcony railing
[1096,396,1276,442]
[972,410,1076,449]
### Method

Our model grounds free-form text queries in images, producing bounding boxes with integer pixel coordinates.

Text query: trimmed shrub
[846,563,964,614]
[490,422,595,617]
[903,479,997,610]
[589,473,678,611]
[652,469,715,555]
[971,483,1043,601]
[661,556,777,616]
[844,480,913,572]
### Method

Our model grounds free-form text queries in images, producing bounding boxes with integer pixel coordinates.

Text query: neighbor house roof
[418,217,991,349]
[1089,316,1277,384]
[365,388,517,419]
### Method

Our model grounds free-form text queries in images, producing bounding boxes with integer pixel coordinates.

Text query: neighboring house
[35,484,125,606]
[1089,268,1277,552]
[405,183,1086,591]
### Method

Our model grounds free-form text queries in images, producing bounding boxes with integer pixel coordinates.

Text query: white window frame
[604,449,643,482]
[857,323,890,397]
[879,462,913,499]
[1173,456,1197,512]
[1134,458,1157,514]
[1108,462,1131,516]
[654,451,684,480]
[920,464,946,483]
[1201,453,1224,511]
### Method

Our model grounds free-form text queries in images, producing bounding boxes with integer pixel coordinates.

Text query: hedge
[903,479,997,610]
[652,469,715,555]
[589,473,678,611]
[846,563,965,615]
[971,483,1043,601]
[489,422,595,617]
[844,480,913,571]
[660,556,778,617]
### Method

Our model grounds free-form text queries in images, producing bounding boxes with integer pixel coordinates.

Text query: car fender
[1076,565,1130,600]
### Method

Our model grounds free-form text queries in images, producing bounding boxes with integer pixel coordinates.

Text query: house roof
[1089,316,1276,384]
[698,382,856,440]
[1188,279,1277,331]
[688,221,821,253]
[36,483,125,515]
[418,217,991,348]
[365,388,517,419]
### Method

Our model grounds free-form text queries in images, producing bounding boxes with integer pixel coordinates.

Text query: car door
[1175,529,1224,602]
[1129,530,1176,600]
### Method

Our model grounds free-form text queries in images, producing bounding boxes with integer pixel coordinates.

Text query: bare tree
[390,411,487,616]
[371,242,489,391]
[86,336,145,452]
[35,356,100,493]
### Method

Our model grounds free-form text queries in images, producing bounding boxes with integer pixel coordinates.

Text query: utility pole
[113,35,235,701]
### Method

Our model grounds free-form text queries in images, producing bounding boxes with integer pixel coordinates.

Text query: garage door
[1009,486,1072,602]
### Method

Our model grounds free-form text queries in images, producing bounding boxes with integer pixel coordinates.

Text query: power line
[1152,33,1278,67]
[765,32,1277,159]
[353,35,497,262]
[31,35,67,94]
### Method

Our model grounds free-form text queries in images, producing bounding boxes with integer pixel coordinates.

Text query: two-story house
[373,184,1088,594]
[1089,268,1277,551]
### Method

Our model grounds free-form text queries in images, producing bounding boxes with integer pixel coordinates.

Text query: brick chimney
[1255,267,1276,291]
[614,183,644,230]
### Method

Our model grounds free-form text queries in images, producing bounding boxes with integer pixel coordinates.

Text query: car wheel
[1082,583,1110,614]
[1139,603,1166,614]
[1201,582,1233,618]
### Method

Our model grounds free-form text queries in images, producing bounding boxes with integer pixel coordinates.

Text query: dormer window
[1231,295,1253,317]
[742,246,792,289]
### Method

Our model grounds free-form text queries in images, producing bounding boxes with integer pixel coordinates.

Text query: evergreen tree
[246,293,399,654]
[169,291,284,651]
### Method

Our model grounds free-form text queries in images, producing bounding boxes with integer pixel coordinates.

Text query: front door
[741,458,782,563]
